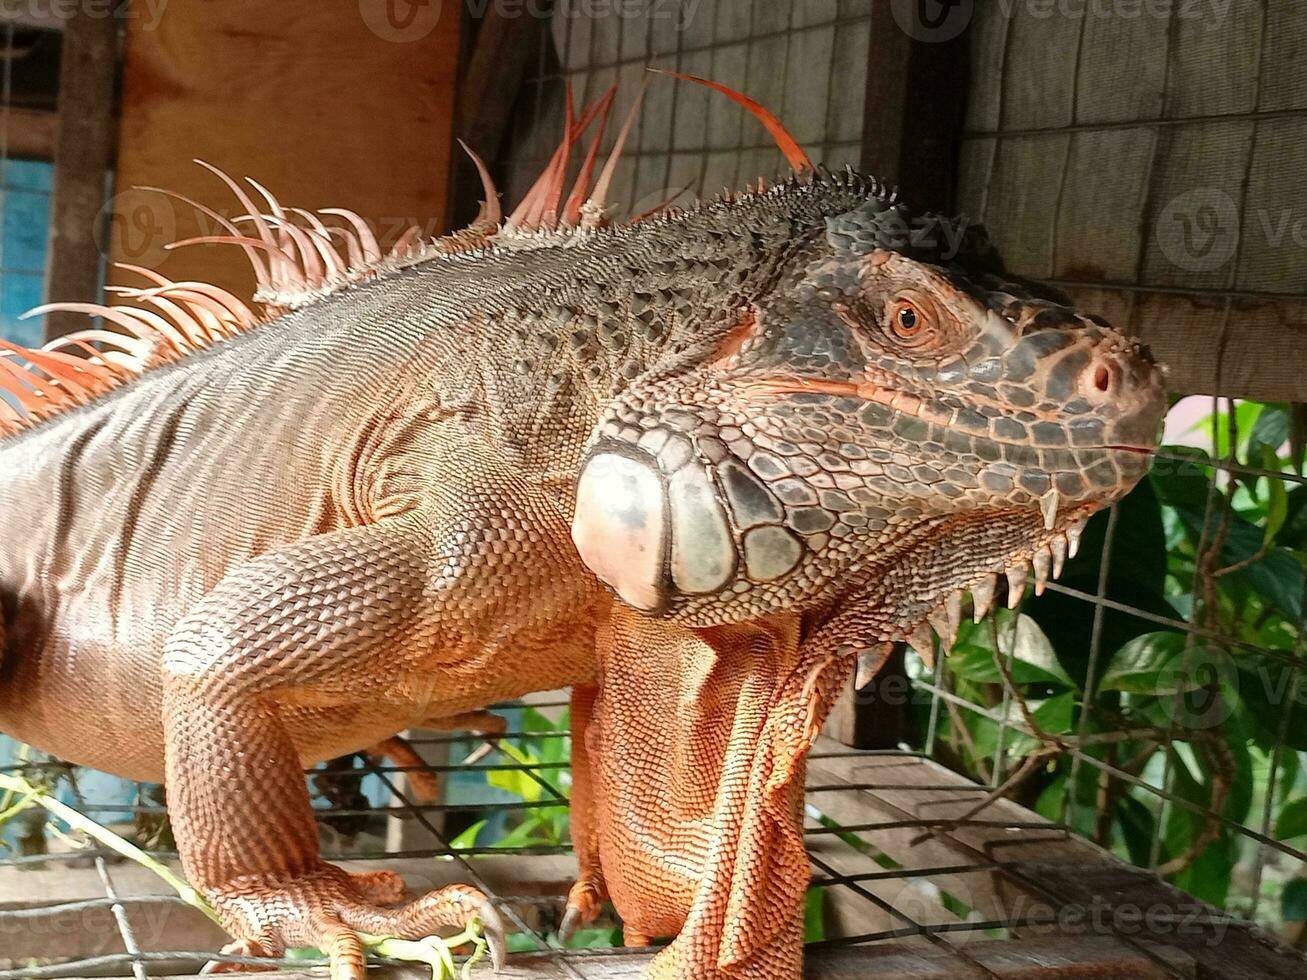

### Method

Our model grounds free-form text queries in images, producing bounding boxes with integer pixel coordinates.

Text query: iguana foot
[558,875,608,941]
[206,864,506,977]
[200,939,275,974]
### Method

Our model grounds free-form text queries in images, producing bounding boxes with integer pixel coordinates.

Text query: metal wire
[2,3,1304,978]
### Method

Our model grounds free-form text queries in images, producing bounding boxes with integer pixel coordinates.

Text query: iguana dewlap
[0,79,1165,979]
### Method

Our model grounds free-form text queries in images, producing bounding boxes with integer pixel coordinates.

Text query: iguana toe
[201,938,277,974]
[208,866,504,976]
[559,877,607,942]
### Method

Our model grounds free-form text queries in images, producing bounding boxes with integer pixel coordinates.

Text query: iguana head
[571,174,1166,650]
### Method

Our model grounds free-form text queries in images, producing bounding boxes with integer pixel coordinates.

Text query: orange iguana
[0,79,1165,978]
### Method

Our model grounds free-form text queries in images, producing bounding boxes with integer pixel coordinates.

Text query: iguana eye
[887,296,933,345]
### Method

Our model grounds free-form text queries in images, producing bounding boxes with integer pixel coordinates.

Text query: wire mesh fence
[488,0,1307,953]
[0,696,1264,978]
[1,1,1306,976]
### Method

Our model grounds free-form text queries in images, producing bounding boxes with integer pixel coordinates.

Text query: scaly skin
[0,168,1165,977]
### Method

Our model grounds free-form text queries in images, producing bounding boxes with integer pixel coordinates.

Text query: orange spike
[650,69,812,172]
[0,394,25,431]
[256,215,329,285]
[582,77,650,229]
[0,339,114,392]
[47,329,154,363]
[194,161,296,286]
[457,139,502,228]
[391,225,422,257]
[629,186,690,225]
[165,234,299,275]
[22,303,189,355]
[138,186,273,293]
[44,336,139,378]
[320,208,382,264]
[0,354,64,410]
[563,85,617,227]
[539,82,577,226]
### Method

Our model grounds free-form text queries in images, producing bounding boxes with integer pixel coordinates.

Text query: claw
[559,905,582,943]
[202,939,276,974]
[479,901,507,973]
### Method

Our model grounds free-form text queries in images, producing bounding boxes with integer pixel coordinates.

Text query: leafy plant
[917,399,1307,935]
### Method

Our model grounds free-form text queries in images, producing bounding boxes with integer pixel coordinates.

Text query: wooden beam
[42,10,118,342]
[0,108,57,160]
[447,2,553,229]
[110,2,460,304]
[861,2,971,213]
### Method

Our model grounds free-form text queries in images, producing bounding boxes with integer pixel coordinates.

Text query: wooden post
[861,1,971,213]
[43,11,119,341]
[447,2,554,229]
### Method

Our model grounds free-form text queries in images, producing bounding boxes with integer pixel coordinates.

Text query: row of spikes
[0,268,260,437]
[0,71,813,439]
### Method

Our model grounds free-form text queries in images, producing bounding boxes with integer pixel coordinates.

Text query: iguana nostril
[1093,364,1111,392]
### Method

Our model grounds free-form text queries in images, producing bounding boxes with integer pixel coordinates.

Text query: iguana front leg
[162,515,507,975]
[560,683,608,939]
[588,606,882,979]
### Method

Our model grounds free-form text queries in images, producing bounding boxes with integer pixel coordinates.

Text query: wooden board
[7,738,1304,977]
[43,10,117,342]
[109,1,460,303]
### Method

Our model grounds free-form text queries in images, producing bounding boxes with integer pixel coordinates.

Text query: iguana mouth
[743,376,1156,456]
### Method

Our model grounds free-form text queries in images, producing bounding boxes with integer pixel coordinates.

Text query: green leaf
[1026,479,1176,690]
[947,615,1072,688]
[1283,879,1307,923]
[1249,403,1291,461]
[449,819,486,850]
[491,816,555,849]
[802,887,827,943]
[1116,792,1160,868]
[487,741,543,803]
[1237,663,1307,752]
[1261,444,1289,547]
[1099,632,1187,694]
[1162,480,1304,620]
[1276,798,1307,842]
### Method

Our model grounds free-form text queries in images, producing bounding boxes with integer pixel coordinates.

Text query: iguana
[0,77,1165,979]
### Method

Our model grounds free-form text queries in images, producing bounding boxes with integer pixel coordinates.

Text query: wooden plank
[42,8,117,342]
[149,935,1188,979]
[0,853,580,963]
[997,6,1080,133]
[1165,0,1264,117]
[1023,863,1307,980]
[1074,9,1169,125]
[110,2,460,304]
[1,107,57,160]
[1054,128,1157,283]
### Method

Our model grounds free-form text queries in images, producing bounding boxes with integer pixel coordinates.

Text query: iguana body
[0,84,1165,979]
